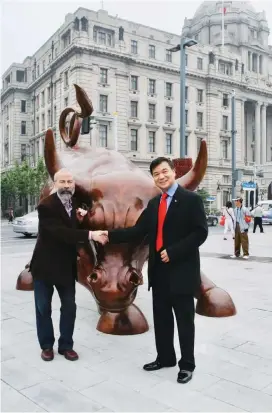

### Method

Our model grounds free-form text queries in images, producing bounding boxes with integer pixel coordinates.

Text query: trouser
[234,224,249,257]
[253,217,263,233]
[151,262,195,372]
[224,219,235,237]
[34,279,76,351]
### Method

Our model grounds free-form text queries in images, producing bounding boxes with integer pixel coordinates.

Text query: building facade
[1,1,272,209]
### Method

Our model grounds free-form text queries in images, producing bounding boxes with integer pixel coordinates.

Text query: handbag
[245,215,251,224]
[219,215,226,226]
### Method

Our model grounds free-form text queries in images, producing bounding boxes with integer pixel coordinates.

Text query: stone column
[240,99,246,163]
[261,104,267,164]
[254,102,261,164]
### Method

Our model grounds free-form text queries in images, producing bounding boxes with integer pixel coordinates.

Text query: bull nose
[128,271,142,286]
[89,272,99,283]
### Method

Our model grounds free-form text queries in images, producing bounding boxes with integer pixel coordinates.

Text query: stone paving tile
[203,379,272,412]
[263,383,272,396]
[1,380,46,412]
[21,380,103,412]
[80,380,170,412]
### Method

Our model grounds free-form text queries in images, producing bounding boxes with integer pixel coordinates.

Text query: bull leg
[195,271,236,317]
[96,304,149,335]
[16,262,34,291]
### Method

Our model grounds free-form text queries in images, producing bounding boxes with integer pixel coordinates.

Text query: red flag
[223,7,226,14]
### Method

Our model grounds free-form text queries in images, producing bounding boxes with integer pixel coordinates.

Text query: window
[31,120,34,134]
[219,61,232,75]
[54,106,57,123]
[185,109,188,125]
[197,137,202,153]
[149,104,156,120]
[130,101,138,117]
[185,54,188,67]
[21,100,26,113]
[42,114,45,130]
[131,75,138,90]
[21,144,27,162]
[222,115,228,130]
[252,54,257,72]
[248,51,251,71]
[185,135,188,156]
[148,131,155,152]
[36,140,40,159]
[131,40,138,54]
[74,17,79,31]
[222,140,228,159]
[41,91,45,106]
[48,54,51,63]
[166,106,172,123]
[99,95,108,112]
[54,83,57,98]
[223,175,229,184]
[47,86,51,103]
[64,71,69,88]
[223,93,229,107]
[100,68,108,84]
[259,55,263,74]
[21,121,26,135]
[64,97,68,107]
[149,45,156,58]
[185,86,188,100]
[47,110,51,127]
[43,60,46,72]
[130,129,138,151]
[166,82,172,97]
[148,79,156,94]
[81,17,88,32]
[166,50,172,62]
[197,112,203,127]
[16,70,25,82]
[36,117,39,133]
[94,29,113,46]
[63,30,71,48]
[99,125,107,147]
[166,133,172,154]
[55,48,58,57]
[197,57,203,70]
[197,89,203,103]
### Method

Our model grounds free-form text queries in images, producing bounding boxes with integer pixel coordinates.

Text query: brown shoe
[58,349,79,361]
[41,349,54,361]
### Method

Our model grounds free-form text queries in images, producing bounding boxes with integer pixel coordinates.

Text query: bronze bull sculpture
[16,84,236,335]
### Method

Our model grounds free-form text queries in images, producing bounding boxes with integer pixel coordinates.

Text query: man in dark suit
[102,157,208,383]
[30,168,106,362]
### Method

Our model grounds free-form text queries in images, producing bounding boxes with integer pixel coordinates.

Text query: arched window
[81,17,88,32]
[74,18,79,31]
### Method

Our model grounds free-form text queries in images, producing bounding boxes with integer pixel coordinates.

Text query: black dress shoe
[177,370,193,384]
[143,360,176,371]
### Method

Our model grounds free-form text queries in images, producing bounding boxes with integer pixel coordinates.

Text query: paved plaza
[1,222,272,412]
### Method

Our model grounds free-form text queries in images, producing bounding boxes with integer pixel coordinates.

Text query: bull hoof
[16,269,34,291]
[96,304,149,335]
[196,287,236,317]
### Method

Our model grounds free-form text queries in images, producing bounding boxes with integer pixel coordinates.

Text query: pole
[221,0,224,50]
[253,163,256,207]
[231,90,236,201]
[180,38,186,158]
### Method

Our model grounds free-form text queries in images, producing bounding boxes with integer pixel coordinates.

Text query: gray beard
[57,189,74,203]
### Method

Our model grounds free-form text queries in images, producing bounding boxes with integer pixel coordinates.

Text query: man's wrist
[88,231,92,240]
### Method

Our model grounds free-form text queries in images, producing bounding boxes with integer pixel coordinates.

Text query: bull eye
[129,272,140,286]
[90,273,98,282]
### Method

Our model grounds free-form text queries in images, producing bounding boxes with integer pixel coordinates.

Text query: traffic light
[81,116,90,134]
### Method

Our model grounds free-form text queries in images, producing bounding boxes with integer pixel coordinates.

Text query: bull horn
[176,139,207,191]
[44,128,62,180]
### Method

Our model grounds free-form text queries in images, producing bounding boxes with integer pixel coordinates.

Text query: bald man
[30,169,107,362]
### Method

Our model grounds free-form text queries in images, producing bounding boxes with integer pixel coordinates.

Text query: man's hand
[160,249,170,263]
[76,208,87,222]
[91,230,108,245]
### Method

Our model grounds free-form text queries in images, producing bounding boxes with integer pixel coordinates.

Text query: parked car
[206,214,218,226]
[13,210,38,237]
[262,209,272,225]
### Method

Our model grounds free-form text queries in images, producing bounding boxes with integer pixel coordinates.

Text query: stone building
[1,1,272,209]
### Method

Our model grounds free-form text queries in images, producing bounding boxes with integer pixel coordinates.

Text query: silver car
[13,210,38,237]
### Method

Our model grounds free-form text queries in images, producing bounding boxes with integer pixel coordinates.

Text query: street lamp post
[168,37,198,158]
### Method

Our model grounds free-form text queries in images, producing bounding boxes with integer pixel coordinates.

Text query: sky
[1,0,272,74]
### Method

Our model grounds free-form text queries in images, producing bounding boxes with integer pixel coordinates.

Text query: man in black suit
[102,157,208,383]
[30,168,106,362]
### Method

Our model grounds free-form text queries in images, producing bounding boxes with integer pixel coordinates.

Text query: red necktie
[156,193,168,251]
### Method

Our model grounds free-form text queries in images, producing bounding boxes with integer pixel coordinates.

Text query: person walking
[252,204,264,233]
[223,201,235,240]
[231,197,251,259]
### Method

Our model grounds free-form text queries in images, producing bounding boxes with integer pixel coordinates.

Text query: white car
[13,210,38,237]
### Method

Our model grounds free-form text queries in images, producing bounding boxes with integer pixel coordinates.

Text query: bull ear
[175,139,207,191]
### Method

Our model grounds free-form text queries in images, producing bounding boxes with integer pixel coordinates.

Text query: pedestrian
[99,157,208,384]
[8,208,14,223]
[252,204,264,233]
[29,168,107,361]
[223,201,235,240]
[231,197,251,259]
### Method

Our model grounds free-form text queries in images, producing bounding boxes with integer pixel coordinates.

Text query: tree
[196,187,211,211]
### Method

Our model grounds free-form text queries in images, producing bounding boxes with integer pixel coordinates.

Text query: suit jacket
[109,185,208,295]
[30,193,89,285]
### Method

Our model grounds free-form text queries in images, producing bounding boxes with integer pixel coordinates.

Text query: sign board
[206,196,216,202]
[242,182,256,190]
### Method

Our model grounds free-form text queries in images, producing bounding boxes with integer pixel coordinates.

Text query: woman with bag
[223,201,235,240]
